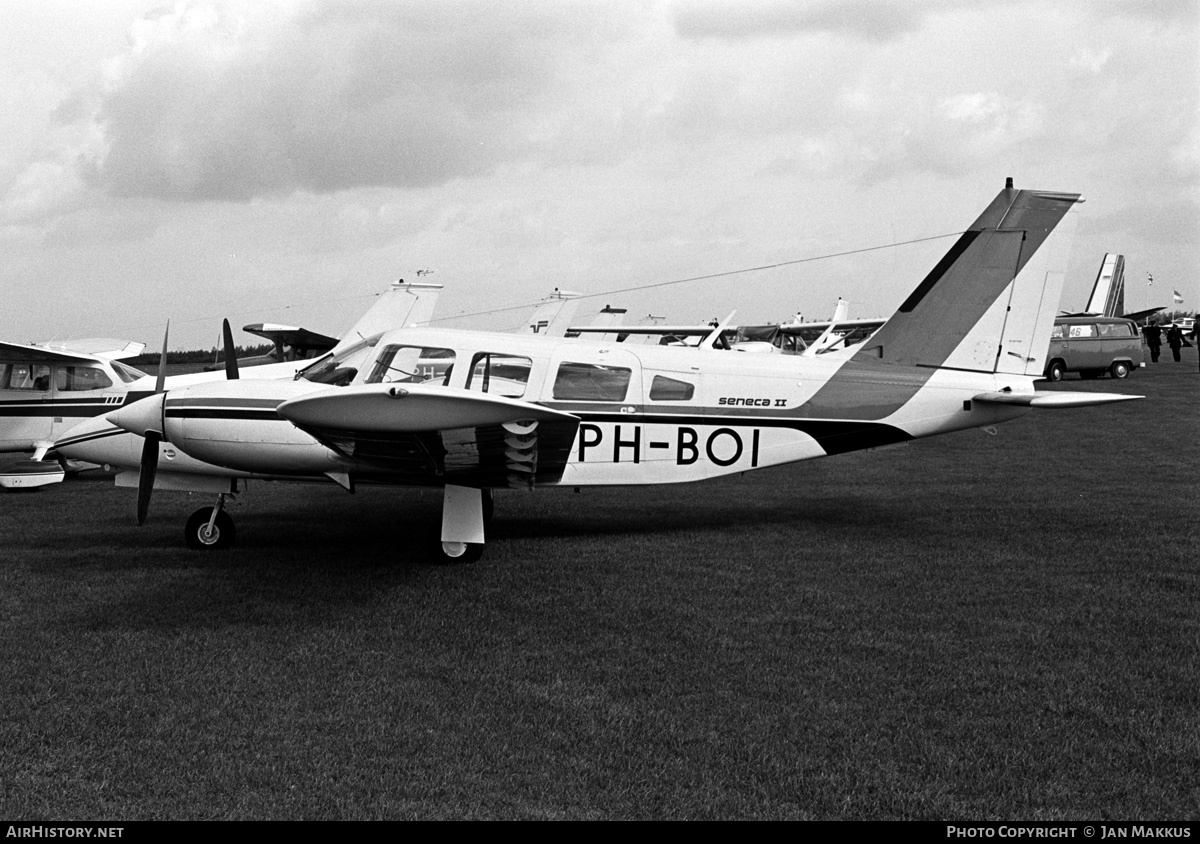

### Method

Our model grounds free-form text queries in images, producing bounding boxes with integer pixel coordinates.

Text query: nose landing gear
[185,494,236,550]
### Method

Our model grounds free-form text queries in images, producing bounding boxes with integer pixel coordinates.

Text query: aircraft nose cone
[109,393,166,438]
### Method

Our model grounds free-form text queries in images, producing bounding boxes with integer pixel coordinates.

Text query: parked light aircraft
[0,339,147,460]
[55,181,1142,562]
[2,280,441,464]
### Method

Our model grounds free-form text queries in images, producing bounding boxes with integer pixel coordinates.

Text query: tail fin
[855,181,1081,375]
[1084,253,1125,318]
[523,288,581,336]
[330,280,443,355]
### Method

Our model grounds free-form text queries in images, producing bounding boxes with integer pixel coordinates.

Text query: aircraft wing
[972,391,1143,408]
[0,340,95,363]
[775,318,886,335]
[276,383,581,487]
[242,324,339,352]
[566,324,728,336]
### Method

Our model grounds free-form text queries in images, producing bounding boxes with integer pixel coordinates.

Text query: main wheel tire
[1046,361,1066,382]
[1110,361,1130,379]
[436,541,484,564]
[185,507,236,550]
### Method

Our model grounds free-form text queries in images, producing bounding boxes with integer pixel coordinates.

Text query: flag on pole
[1173,289,1184,304]
[1147,272,1153,286]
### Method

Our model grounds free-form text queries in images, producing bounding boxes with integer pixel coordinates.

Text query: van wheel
[1046,361,1065,382]
[1110,361,1130,379]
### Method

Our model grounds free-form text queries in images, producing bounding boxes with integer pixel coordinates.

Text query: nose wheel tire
[185,507,236,550]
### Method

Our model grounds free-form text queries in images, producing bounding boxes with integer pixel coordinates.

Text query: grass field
[1,353,1197,820]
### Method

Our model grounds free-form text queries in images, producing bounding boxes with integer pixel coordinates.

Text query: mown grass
[1,354,1196,820]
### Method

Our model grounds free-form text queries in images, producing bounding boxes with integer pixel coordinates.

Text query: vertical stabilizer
[1084,254,1125,317]
[523,289,581,336]
[330,280,443,355]
[803,182,1082,420]
[853,183,1081,372]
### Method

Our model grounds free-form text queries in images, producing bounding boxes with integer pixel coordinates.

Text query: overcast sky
[1,0,1196,350]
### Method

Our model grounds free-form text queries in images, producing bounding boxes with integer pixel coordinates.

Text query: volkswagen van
[1043,316,1143,381]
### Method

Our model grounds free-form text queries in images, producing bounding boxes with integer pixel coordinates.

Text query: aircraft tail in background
[1085,253,1125,318]
[329,279,443,356]
[523,288,581,336]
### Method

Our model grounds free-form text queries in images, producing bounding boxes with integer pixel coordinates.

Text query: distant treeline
[128,344,275,366]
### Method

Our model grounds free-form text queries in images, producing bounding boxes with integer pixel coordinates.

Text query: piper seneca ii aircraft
[56,180,1142,562]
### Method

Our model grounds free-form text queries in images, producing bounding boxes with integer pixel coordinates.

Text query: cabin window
[55,366,113,392]
[552,361,631,402]
[1068,324,1097,339]
[366,345,456,385]
[648,375,695,401]
[0,363,50,391]
[467,353,532,398]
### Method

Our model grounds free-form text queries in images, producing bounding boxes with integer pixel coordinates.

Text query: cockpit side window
[366,345,456,385]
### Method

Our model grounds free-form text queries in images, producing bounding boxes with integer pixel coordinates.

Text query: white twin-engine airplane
[56,181,1141,562]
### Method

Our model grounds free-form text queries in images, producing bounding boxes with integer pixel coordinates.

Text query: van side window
[553,362,631,401]
[1097,323,1132,338]
[1050,325,1064,340]
[1069,324,1097,338]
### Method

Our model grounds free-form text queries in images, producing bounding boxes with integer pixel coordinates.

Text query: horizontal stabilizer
[972,391,1143,408]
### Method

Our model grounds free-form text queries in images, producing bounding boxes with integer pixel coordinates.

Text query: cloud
[672,0,936,42]
[57,0,637,202]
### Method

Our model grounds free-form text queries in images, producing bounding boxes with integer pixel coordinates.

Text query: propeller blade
[136,431,161,527]
[154,321,169,393]
[222,319,239,380]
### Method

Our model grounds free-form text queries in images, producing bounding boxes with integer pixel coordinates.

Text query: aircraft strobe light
[109,393,167,439]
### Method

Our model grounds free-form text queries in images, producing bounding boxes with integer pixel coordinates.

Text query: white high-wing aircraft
[56,181,1142,562]
[0,339,148,462]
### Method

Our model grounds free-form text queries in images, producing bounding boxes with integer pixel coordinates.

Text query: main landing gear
[177,486,495,560]
[435,486,493,564]
[185,494,236,550]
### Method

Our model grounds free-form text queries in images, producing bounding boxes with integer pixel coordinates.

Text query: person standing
[1166,324,1183,362]
[1143,323,1163,363]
